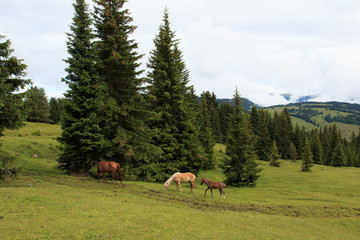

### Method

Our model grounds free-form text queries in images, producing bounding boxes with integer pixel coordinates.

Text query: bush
[32,130,41,136]
[0,150,21,180]
[0,150,15,168]
[0,167,21,181]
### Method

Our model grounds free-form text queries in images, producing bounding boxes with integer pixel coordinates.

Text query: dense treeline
[248,106,360,167]
[200,98,360,168]
[23,86,64,124]
[287,108,319,126]
[324,114,360,126]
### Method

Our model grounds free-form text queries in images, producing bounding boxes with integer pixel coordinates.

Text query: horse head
[200,178,206,185]
[163,181,170,191]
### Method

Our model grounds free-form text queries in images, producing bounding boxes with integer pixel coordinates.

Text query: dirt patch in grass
[141,189,360,218]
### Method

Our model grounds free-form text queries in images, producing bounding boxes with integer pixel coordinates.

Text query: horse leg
[218,188,225,200]
[111,171,115,182]
[176,181,182,193]
[204,187,209,197]
[210,188,213,198]
[189,182,194,194]
[103,171,107,182]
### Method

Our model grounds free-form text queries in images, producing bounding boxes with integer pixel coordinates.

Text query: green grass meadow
[1,122,360,239]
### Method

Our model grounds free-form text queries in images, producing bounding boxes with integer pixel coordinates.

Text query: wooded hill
[265,101,360,140]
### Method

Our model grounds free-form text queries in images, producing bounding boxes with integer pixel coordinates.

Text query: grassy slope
[266,106,359,139]
[1,123,360,239]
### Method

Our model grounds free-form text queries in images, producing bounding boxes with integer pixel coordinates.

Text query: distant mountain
[295,95,319,102]
[279,93,319,103]
[216,98,258,111]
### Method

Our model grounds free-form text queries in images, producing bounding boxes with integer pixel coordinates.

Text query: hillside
[1,122,360,239]
[216,98,258,110]
[265,101,360,139]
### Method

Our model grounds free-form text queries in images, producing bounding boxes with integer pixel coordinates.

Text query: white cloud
[2,0,360,106]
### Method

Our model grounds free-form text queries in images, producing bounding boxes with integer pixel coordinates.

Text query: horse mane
[165,172,180,184]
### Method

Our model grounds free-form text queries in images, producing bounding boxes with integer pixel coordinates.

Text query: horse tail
[97,163,100,178]
[116,163,123,182]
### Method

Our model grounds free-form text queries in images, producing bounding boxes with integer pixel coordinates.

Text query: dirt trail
[142,189,360,218]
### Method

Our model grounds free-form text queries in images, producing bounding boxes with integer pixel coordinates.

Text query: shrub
[0,150,21,181]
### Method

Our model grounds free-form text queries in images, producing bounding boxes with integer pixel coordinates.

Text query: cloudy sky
[2,0,360,106]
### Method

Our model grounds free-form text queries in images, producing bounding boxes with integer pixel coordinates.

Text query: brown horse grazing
[164,172,196,193]
[201,178,226,199]
[97,161,122,183]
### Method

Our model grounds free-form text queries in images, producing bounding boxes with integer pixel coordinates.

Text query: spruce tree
[251,108,272,161]
[278,108,292,158]
[320,126,330,165]
[289,142,297,162]
[270,111,281,146]
[218,101,234,142]
[325,125,340,165]
[24,86,50,123]
[292,124,305,159]
[222,90,260,187]
[58,0,106,172]
[0,35,31,135]
[269,140,281,167]
[310,130,323,164]
[49,98,64,124]
[94,0,161,180]
[201,91,221,142]
[198,93,216,169]
[301,138,313,172]
[147,8,204,176]
[331,141,345,167]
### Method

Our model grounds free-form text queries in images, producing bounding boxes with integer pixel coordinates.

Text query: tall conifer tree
[251,107,272,161]
[269,140,281,167]
[331,141,345,166]
[198,93,216,169]
[278,108,292,158]
[310,130,323,164]
[289,142,297,162]
[94,0,160,180]
[218,101,234,142]
[301,138,313,172]
[58,0,106,172]
[147,8,204,176]
[222,90,260,187]
[0,35,31,135]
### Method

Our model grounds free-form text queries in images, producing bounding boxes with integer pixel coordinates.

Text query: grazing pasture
[1,122,360,239]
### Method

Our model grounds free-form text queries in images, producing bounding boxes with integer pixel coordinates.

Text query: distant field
[1,123,360,239]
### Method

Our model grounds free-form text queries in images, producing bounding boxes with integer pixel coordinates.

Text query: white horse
[163,172,196,193]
